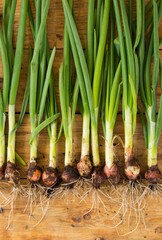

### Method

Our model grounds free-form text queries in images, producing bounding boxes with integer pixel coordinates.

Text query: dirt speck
[155,227,162,233]
[83,213,91,220]
[94,238,104,240]
[72,215,81,223]
[56,34,63,41]
[0,208,3,213]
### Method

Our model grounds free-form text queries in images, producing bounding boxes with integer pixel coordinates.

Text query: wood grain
[5,114,161,179]
[0,191,161,240]
[0,0,161,49]
[0,49,162,113]
[0,0,161,239]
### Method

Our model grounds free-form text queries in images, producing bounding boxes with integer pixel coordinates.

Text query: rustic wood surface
[0,0,162,239]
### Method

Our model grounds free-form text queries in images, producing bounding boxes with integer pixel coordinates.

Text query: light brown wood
[5,114,162,179]
[0,0,161,239]
[0,188,162,240]
[0,50,162,112]
[0,0,162,49]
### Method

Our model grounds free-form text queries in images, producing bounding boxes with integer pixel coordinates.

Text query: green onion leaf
[152,0,159,91]
[110,82,122,130]
[28,1,35,41]
[62,0,96,125]
[72,78,79,126]
[0,29,10,112]
[155,95,162,146]
[30,113,60,144]
[138,106,148,149]
[15,152,27,166]
[38,47,56,124]
[9,0,28,105]
[134,0,142,50]
[7,0,17,71]
[59,64,68,138]
[93,0,110,108]
[108,61,122,123]
[56,120,63,143]
[11,47,32,134]
[129,75,137,134]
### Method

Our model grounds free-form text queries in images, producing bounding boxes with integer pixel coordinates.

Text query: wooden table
[0,0,162,239]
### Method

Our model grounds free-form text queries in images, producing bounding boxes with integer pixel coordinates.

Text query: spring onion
[91,0,110,188]
[102,4,122,185]
[59,0,80,184]
[40,2,60,187]
[5,0,28,184]
[27,0,59,184]
[139,0,162,184]
[62,0,110,188]
[76,0,94,178]
[113,0,140,181]
[0,29,9,180]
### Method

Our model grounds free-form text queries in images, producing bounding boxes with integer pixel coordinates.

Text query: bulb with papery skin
[124,154,140,181]
[77,155,92,178]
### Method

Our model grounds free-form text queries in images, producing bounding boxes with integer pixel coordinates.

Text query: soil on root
[145,165,162,184]
[61,165,79,184]
[5,162,20,185]
[77,155,92,178]
[92,166,106,189]
[27,161,42,184]
[0,164,5,180]
[124,155,140,181]
[104,163,120,185]
[42,167,59,187]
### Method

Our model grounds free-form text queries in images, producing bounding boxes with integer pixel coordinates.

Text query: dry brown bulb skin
[77,155,92,178]
[124,154,140,181]
[42,167,59,187]
[27,160,42,184]
[5,162,20,185]
[145,165,162,184]
[92,166,106,189]
[61,165,79,184]
[0,164,5,180]
[104,163,120,185]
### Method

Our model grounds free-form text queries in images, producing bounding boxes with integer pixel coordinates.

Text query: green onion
[62,0,92,179]
[139,0,162,184]
[59,0,80,184]
[28,0,60,187]
[62,0,111,187]
[4,0,28,184]
[91,1,110,177]
[0,29,10,179]
[29,0,50,163]
[100,3,121,186]
[114,0,140,181]
[43,42,59,179]
[28,0,60,184]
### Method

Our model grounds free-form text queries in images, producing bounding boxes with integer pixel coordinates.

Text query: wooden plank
[0,0,161,239]
[0,50,162,113]
[0,186,162,240]
[3,113,161,179]
[0,0,161,50]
